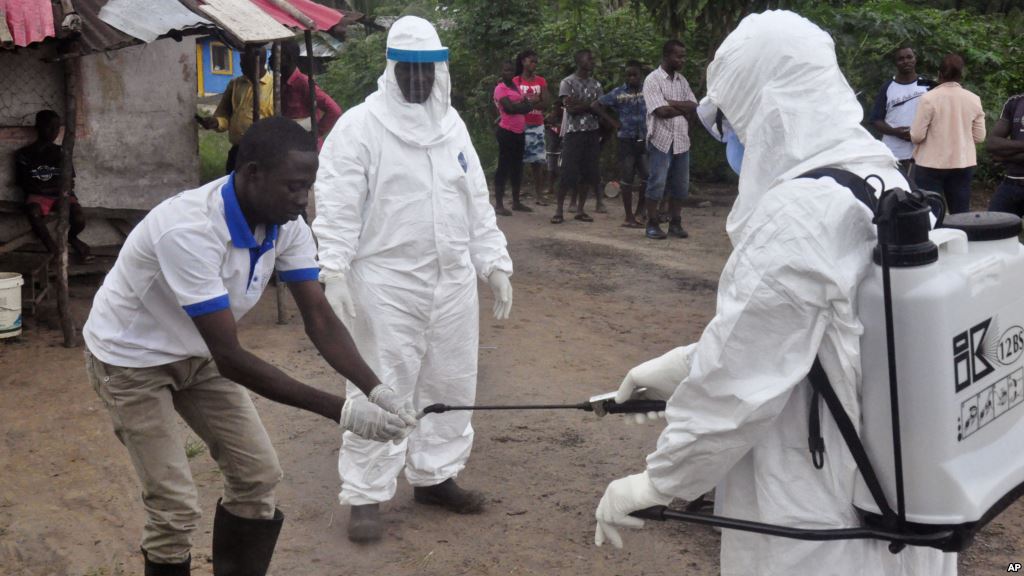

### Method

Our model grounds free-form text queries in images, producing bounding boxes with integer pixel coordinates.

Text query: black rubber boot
[347,503,383,543]
[212,499,284,576]
[414,478,485,514]
[143,550,190,576]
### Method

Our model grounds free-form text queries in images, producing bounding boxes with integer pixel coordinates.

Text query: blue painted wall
[197,37,244,97]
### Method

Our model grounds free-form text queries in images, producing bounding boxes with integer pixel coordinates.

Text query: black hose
[630,506,953,546]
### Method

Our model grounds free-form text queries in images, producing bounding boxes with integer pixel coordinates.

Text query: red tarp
[249,0,341,31]
[1,0,55,47]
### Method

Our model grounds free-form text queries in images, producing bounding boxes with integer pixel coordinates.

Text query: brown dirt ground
[1,183,1021,576]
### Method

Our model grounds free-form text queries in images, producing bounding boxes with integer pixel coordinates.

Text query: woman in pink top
[493,61,534,215]
[910,53,986,214]
[514,50,551,205]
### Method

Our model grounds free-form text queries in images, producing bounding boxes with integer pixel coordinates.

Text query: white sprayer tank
[854,212,1024,525]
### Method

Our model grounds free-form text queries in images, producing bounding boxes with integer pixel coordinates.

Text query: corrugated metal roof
[197,0,294,44]
[74,0,147,54]
[98,0,212,43]
[250,0,341,31]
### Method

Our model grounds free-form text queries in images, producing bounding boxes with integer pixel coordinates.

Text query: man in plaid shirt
[643,39,698,239]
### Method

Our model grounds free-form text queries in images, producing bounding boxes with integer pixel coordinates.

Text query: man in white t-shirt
[869,46,935,176]
[82,118,413,576]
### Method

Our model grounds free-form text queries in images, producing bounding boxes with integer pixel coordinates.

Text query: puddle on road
[526,238,718,295]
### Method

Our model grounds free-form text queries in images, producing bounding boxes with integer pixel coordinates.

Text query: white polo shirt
[83,175,319,368]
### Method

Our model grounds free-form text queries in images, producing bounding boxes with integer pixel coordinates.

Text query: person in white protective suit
[312,16,514,544]
[592,11,958,576]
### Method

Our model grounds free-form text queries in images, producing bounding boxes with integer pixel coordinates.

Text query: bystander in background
[514,50,551,206]
[910,53,985,214]
[597,60,648,228]
[869,47,934,178]
[986,92,1024,216]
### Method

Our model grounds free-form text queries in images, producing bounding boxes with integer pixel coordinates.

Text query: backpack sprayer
[636,174,1024,553]
[424,173,1024,553]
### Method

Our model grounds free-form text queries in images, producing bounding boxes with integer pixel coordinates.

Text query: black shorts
[617,137,648,186]
[559,130,601,190]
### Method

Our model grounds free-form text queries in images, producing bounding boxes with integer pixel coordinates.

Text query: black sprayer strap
[806,357,899,527]
[799,167,878,213]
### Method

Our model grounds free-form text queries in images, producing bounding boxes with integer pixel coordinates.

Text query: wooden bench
[0,200,57,257]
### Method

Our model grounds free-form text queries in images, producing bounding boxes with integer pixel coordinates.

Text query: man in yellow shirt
[197,46,275,173]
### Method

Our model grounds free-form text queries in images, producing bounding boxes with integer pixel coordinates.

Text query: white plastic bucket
[0,272,24,339]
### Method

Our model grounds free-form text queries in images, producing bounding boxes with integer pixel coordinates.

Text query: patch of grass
[199,129,231,184]
[185,436,207,460]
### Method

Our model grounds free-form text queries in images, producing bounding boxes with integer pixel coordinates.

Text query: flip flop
[574,213,594,222]
[550,214,564,224]
[621,221,644,229]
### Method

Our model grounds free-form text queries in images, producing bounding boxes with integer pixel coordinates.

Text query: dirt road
[1,187,1020,575]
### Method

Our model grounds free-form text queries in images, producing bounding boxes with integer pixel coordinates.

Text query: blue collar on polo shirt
[222,173,278,287]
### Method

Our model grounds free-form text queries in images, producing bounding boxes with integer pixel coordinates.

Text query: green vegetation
[199,130,231,185]
[319,0,1023,182]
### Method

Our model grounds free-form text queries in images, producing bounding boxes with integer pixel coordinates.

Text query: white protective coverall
[313,17,513,505]
[596,11,957,575]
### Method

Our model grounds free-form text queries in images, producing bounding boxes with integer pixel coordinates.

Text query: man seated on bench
[14,109,92,262]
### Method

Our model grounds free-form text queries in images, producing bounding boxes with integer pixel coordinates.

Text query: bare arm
[536,84,552,111]
[289,279,381,396]
[500,96,533,115]
[564,96,594,115]
[591,101,621,131]
[987,119,1024,162]
[192,308,344,422]
[873,119,911,140]
[652,105,684,119]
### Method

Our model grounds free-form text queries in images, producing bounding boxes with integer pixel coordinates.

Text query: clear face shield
[393,61,437,104]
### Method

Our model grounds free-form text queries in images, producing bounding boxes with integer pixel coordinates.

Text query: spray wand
[420,390,665,418]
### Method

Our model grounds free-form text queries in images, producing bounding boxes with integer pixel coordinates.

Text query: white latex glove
[324,275,356,319]
[594,471,672,549]
[616,344,696,424]
[340,397,409,442]
[368,385,419,431]
[487,270,513,320]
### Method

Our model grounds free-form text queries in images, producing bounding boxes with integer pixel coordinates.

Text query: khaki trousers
[85,351,282,564]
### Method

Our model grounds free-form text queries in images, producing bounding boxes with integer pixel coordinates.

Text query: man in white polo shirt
[83,118,414,576]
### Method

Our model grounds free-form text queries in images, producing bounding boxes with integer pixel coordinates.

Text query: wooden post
[250,46,261,125]
[56,43,79,347]
[271,41,288,325]
[304,30,318,148]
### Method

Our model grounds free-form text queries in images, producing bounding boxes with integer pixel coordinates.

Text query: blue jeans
[914,165,974,214]
[646,143,690,201]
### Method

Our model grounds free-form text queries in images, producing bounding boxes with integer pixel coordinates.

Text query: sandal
[574,213,594,222]
[621,220,644,229]
[550,214,564,224]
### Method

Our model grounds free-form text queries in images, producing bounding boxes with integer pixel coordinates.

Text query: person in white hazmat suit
[312,16,514,544]
[592,11,957,576]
